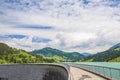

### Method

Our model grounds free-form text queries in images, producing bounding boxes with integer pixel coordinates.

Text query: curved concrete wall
[0,64,69,80]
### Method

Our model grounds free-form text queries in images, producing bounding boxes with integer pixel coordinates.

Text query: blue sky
[0,34,27,39]
[0,0,120,53]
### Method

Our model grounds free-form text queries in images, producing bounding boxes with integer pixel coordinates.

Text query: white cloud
[0,0,120,53]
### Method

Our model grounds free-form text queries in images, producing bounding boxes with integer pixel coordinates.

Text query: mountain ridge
[81,43,120,62]
[31,47,85,61]
[109,43,120,50]
[0,42,120,63]
[0,43,57,63]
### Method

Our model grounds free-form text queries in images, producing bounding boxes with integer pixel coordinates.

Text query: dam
[0,63,112,80]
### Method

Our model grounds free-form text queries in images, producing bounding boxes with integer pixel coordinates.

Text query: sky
[0,0,120,54]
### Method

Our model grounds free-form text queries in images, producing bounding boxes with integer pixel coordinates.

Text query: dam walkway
[70,67,108,80]
[66,62,120,80]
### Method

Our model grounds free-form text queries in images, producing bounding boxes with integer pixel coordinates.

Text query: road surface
[70,67,108,80]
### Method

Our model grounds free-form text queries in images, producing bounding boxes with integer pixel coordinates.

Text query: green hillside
[81,43,120,62]
[109,56,120,62]
[1,42,120,63]
[0,43,56,64]
[31,47,85,61]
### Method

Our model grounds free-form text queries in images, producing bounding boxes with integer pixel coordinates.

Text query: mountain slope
[82,43,120,62]
[31,47,85,61]
[109,43,120,50]
[0,43,55,63]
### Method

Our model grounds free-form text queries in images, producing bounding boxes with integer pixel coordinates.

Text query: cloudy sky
[0,0,120,54]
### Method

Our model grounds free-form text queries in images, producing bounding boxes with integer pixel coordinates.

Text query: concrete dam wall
[0,64,69,80]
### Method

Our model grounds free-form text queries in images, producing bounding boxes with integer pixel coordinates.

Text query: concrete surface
[70,67,108,80]
[0,64,68,80]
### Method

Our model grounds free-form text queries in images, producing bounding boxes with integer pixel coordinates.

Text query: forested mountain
[0,43,85,63]
[31,47,85,61]
[0,43,56,64]
[81,43,120,62]
[1,42,120,63]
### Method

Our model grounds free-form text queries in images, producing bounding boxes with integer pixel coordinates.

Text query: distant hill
[0,43,56,63]
[82,52,91,57]
[81,43,120,62]
[1,42,120,63]
[31,47,85,61]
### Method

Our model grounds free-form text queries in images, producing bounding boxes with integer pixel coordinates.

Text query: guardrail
[66,62,120,80]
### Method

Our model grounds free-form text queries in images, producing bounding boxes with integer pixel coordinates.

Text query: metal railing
[67,63,120,80]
